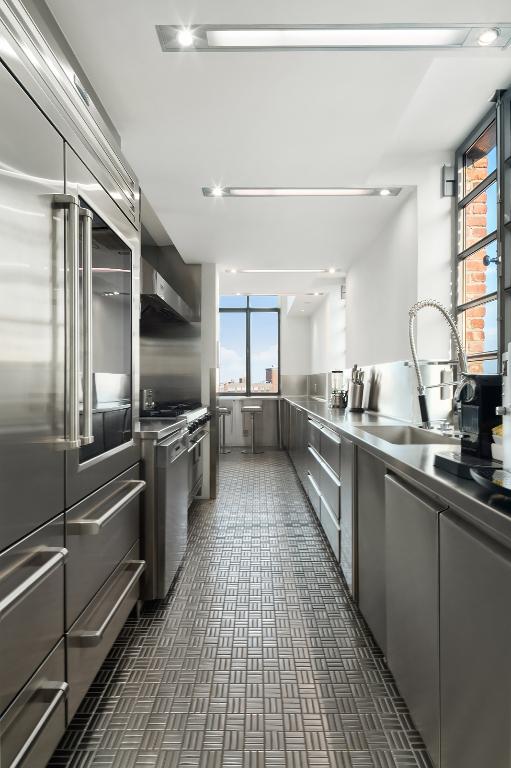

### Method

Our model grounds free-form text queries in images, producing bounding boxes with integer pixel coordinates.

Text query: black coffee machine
[435,374,502,478]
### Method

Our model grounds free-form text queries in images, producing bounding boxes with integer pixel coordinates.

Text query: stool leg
[220,414,231,455]
[253,412,263,454]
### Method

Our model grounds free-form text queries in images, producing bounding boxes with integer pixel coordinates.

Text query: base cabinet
[385,475,446,768]
[440,512,511,768]
[357,449,387,651]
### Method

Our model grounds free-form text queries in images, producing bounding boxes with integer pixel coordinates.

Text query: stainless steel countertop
[284,396,511,548]
[135,417,187,441]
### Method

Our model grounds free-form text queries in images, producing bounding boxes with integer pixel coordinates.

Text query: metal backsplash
[347,360,454,424]
[281,374,308,397]
[140,314,201,404]
[307,373,328,400]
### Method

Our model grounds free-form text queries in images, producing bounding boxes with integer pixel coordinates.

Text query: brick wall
[462,156,489,373]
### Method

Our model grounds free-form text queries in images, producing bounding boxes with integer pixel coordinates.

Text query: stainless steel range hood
[141,260,195,322]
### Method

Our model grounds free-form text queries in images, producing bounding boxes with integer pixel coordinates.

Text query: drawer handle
[0,547,68,621]
[10,682,69,768]
[67,480,146,535]
[74,560,145,646]
[308,445,341,486]
[322,426,341,445]
[308,472,321,496]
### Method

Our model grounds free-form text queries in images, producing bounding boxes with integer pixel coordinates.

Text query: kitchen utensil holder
[349,382,364,412]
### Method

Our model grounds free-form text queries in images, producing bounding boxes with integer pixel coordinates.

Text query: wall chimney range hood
[141,260,195,323]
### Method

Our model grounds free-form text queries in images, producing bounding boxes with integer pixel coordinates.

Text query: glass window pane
[461,181,497,251]
[463,121,496,197]
[467,358,498,374]
[458,298,498,358]
[218,312,246,392]
[219,295,247,308]
[457,240,498,305]
[250,311,279,393]
[249,295,279,308]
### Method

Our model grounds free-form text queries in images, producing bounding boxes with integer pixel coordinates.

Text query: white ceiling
[47,0,511,295]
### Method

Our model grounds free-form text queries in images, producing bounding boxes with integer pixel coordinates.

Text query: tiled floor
[49,450,431,768]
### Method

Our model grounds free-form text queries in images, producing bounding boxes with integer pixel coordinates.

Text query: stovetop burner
[141,399,203,418]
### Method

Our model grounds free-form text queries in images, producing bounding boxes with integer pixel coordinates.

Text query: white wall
[365,152,454,362]
[280,299,311,375]
[310,288,346,374]
[346,190,418,367]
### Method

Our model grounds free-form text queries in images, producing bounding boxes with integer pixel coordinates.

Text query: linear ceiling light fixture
[157,24,511,51]
[203,187,401,197]
[225,269,338,274]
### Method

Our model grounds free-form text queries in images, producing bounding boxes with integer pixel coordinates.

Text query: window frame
[453,106,500,373]
[218,296,281,396]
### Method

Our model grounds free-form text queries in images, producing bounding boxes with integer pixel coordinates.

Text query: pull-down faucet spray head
[408,299,468,428]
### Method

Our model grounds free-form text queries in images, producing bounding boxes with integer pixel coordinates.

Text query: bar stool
[217,406,231,454]
[241,404,264,455]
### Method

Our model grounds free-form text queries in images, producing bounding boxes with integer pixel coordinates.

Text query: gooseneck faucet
[408,299,468,428]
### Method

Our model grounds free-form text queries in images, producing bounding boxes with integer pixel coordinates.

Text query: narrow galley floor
[49,450,431,768]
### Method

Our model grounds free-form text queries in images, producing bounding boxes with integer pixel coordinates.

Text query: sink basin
[359,425,459,446]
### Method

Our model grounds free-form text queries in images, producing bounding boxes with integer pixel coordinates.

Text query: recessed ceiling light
[478,28,500,45]
[228,269,237,274]
[328,268,336,274]
[177,28,194,47]
[380,188,392,196]
[203,186,401,197]
[158,24,511,52]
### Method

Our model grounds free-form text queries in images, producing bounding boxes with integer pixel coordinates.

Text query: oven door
[64,147,140,507]
[188,431,207,505]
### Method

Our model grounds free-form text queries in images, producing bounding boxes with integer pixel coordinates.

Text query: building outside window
[218,295,280,395]
[455,114,498,373]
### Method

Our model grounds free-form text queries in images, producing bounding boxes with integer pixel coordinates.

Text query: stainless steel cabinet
[67,541,144,718]
[66,464,143,628]
[0,60,66,551]
[0,515,65,715]
[357,449,387,652]
[385,475,446,768]
[280,400,290,449]
[0,640,67,768]
[440,512,511,768]
[340,437,356,596]
[320,426,341,477]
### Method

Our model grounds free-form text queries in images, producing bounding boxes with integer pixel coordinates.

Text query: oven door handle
[80,207,94,446]
[67,480,146,535]
[187,432,208,453]
[54,195,81,449]
[74,560,145,645]
[0,547,68,621]
[9,682,69,768]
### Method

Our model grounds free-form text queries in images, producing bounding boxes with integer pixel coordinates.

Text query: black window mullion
[458,169,497,209]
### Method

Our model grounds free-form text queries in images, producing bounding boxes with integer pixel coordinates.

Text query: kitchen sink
[359,425,460,446]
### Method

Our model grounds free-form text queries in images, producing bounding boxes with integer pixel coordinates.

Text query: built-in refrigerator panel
[0,60,65,551]
[64,147,140,507]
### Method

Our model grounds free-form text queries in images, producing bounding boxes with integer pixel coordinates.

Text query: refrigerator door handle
[79,207,94,446]
[54,194,81,449]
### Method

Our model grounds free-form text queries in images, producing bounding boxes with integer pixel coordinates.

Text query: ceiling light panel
[203,187,402,197]
[157,24,511,52]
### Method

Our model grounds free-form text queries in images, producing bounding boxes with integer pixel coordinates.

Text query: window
[455,114,499,373]
[218,296,280,394]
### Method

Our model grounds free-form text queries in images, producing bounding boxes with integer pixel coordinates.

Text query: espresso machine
[435,373,502,478]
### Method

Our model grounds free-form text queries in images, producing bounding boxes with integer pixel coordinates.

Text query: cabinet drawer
[0,515,65,715]
[307,473,321,520]
[67,542,144,718]
[320,426,341,477]
[0,640,66,768]
[321,499,340,560]
[66,465,144,628]
[307,417,323,452]
[320,461,341,521]
[307,446,322,490]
